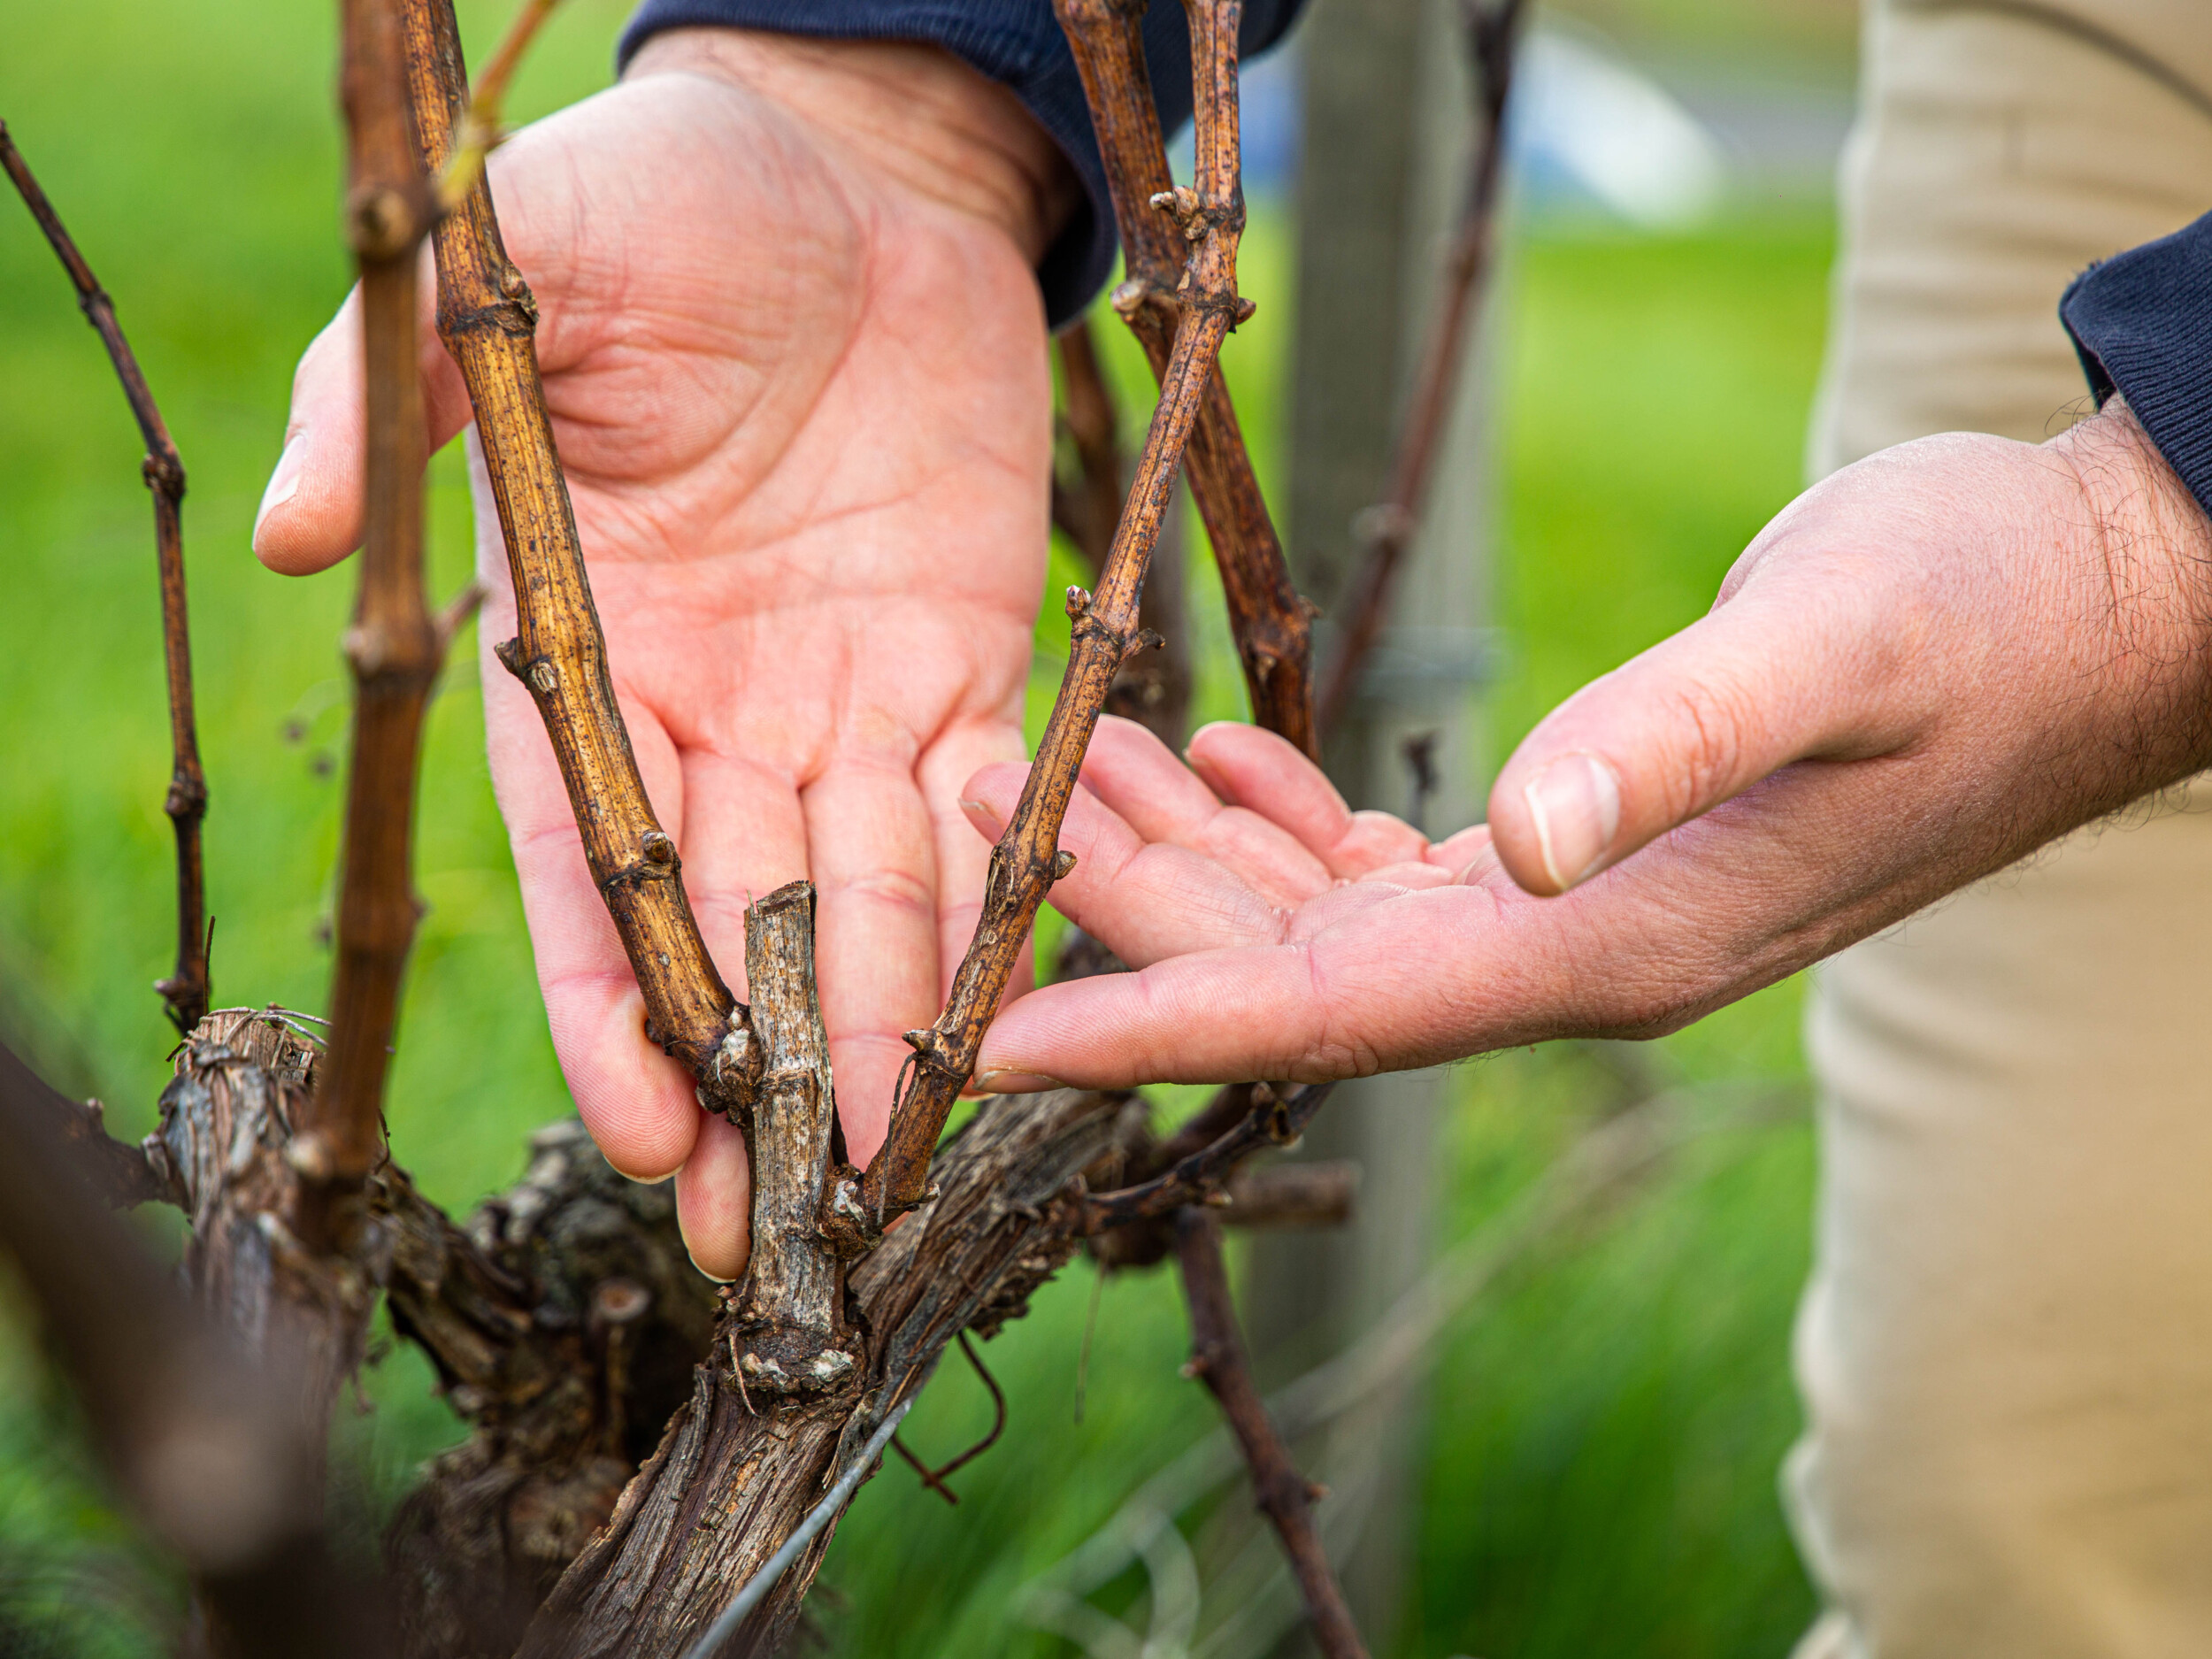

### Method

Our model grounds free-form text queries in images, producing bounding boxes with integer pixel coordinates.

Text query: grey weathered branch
[727,881,864,1395]
[0,122,211,1034]
[158,1013,376,1422]
[16,1002,725,1659]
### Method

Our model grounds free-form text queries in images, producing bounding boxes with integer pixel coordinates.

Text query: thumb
[250,267,473,576]
[1486,569,1909,895]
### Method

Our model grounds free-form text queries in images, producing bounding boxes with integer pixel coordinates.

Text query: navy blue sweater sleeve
[618,1,1302,327]
[2062,212,2212,521]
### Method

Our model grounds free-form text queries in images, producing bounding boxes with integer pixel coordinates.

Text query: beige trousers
[1785,6,2212,1657]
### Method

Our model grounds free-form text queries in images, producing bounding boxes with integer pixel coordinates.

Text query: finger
[1428,823,1494,874]
[917,717,1029,1006]
[1486,565,1908,895]
[977,735,1998,1092]
[481,616,701,1183]
[669,749,811,995]
[1184,721,1432,879]
[961,764,1288,967]
[974,883,1511,1090]
[1318,860,1459,896]
[1078,717,1333,909]
[802,757,946,1167]
[252,257,473,575]
[675,1111,752,1282]
[920,719,1037,1094]
[1077,716,1226,841]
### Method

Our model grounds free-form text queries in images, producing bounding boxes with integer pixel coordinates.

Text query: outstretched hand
[252,31,1076,1277]
[968,402,2212,1092]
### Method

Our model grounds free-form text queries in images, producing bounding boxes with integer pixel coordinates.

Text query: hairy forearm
[625,27,1081,264]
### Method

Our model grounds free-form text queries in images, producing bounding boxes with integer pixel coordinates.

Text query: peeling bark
[385,1120,719,1659]
[728,883,863,1397]
[523,1088,1129,1658]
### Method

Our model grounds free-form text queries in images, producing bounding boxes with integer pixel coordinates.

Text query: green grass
[2,5,1831,1654]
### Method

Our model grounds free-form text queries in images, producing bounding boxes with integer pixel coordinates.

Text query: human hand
[252,30,1077,1276]
[964,403,2212,1089]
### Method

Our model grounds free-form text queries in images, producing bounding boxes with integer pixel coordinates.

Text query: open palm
[255,59,1054,1276]
[966,412,2212,1096]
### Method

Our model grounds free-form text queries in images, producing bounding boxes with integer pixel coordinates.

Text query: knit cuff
[619,0,1296,327]
[2062,211,2212,522]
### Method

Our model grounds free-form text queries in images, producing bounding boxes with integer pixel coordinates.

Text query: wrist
[2053,397,2212,626]
[2048,397,2212,776]
[624,27,1079,265]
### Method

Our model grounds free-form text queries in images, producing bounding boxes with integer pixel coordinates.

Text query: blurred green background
[0,1,1843,1653]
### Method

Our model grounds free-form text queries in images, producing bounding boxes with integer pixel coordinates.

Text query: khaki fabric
[1784,4,2212,1657]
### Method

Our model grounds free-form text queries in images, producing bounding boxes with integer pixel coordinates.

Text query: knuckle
[831,863,933,920]
[1657,675,1760,815]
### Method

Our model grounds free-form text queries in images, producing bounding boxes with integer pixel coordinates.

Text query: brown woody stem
[1316,0,1525,735]
[1219,1159,1357,1229]
[1051,317,1122,574]
[399,0,757,1108]
[435,0,563,209]
[1085,1079,1336,1229]
[1175,1209,1369,1659]
[0,1013,173,1210]
[864,0,1252,1221]
[300,0,447,1201]
[1055,315,1193,756]
[1054,0,1318,756]
[1,123,211,1034]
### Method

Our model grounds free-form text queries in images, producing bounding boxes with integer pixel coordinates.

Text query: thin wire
[680,1394,917,1659]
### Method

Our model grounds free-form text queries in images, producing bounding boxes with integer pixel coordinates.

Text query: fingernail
[972,1069,1065,1094]
[252,434,304,549]
[685,1250,737,1286]
[1522,752,1621,892]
